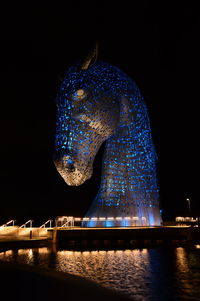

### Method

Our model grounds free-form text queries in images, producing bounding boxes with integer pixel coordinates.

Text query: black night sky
[0,2,198,225]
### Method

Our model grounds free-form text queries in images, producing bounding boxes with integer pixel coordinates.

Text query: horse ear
[80,42,98,70]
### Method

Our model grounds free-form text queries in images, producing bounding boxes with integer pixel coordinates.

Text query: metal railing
[19,220,33,228]
[61,217,74,227]
[0,220,15,228]
[39,220,53,228]
[0,216,162,229]
[176,216,199,222]
[56,216,149,227]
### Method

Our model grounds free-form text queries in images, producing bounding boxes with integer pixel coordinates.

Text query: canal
[1,245,200,300]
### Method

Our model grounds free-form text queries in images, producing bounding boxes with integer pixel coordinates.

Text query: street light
[186,198,191,221]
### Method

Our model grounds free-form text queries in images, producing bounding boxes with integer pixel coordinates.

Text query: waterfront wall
[0,226,49,237]
[47,226,200,249]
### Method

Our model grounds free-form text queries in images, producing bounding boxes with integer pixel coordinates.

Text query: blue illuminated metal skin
[54,60,162,227]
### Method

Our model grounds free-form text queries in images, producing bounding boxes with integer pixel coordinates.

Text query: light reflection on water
[56,249,150,300]
[1,246,200,301]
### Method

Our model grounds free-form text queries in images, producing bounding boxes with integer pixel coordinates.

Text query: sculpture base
[82,206,162,227]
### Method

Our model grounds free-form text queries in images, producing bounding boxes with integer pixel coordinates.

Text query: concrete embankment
[48,226,200,249]
[1,226,200,251]
[0,226,50,252]
[0,237,48,252]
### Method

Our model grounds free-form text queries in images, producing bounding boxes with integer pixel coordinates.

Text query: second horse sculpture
[54,47,162,227]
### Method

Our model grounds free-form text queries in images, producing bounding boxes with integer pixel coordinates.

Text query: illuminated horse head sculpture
[54,47,162,227]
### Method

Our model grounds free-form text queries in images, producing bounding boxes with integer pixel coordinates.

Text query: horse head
[54,47,162,226]
[54,48,121,186]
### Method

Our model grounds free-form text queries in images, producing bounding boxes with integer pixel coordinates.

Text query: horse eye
[73,89,86,100]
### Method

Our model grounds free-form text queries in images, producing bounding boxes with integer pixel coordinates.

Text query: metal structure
[55,216,74,227]
[19,220,33,228]
[0,220,15,228]
[39,220,53,228]
[54,48,162,227]
[176,216,198,222]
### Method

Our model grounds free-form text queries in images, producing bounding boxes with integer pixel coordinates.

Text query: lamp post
[186,198,191,221]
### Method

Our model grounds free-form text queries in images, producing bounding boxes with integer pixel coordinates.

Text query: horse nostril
[66,163,75,172]
[66,158,75,172]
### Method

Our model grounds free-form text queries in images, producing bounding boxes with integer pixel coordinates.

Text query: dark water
[1,245,200,300]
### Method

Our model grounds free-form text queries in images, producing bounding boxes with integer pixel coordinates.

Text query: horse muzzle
[54,157,92,186]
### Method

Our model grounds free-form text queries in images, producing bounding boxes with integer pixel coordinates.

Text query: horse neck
[99,95,157,194]
[100,97,134,188]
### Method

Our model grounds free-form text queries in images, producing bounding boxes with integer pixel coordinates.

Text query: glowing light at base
[54,50,162,227]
